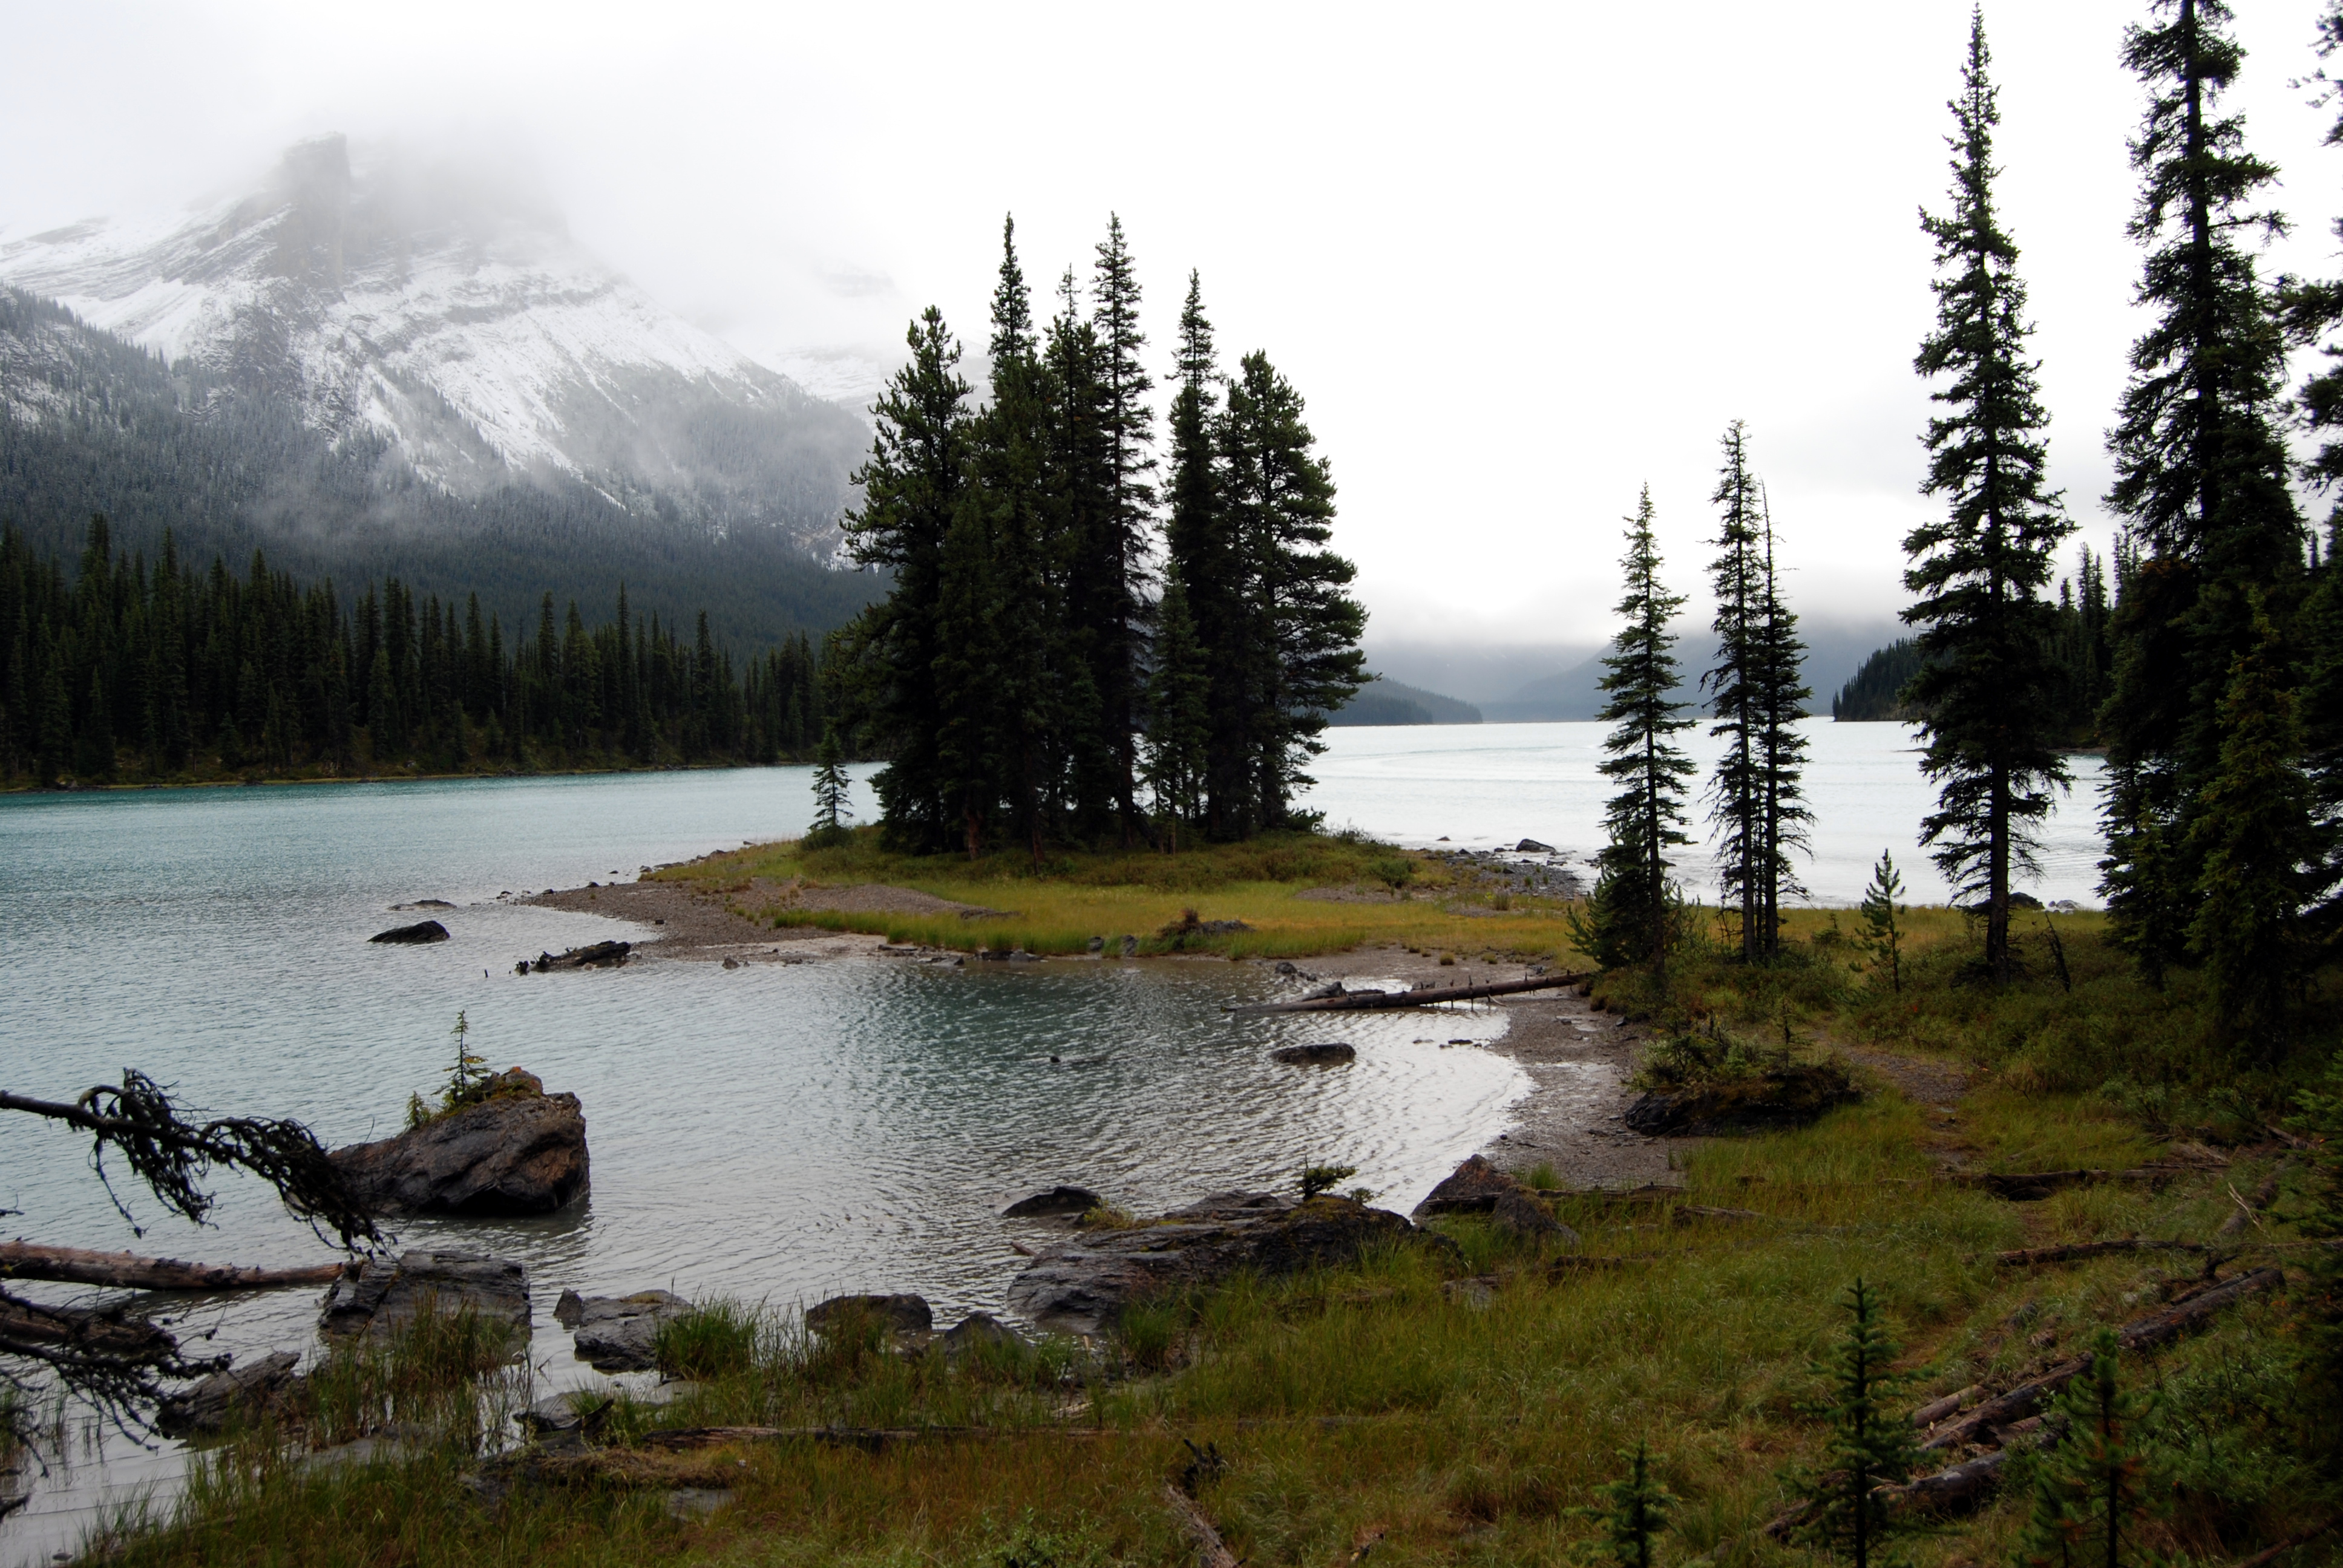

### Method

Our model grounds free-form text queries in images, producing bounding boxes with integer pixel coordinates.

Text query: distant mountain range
[1368,624,1897,724]
[1329,676,1483,727]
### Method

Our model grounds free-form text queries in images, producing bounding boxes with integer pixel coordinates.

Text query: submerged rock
[318,1250,529,1344]
[1004,1185,1104,1218]
[1005,1194,1449,1337]
[1515,838,1556,853]
[1271,1042,1357,1066]
[330,1079,588,1215]
[569,1290,690,1371]
[805,1293,932,1337]
[370,920,449,945]
[157,1350,302,1437]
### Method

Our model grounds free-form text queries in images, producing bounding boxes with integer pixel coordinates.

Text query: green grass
[659,827,1595,961]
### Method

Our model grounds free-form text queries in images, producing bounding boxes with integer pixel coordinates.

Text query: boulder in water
[805,1293,931,1338]
[157,1350,302,1437]
[1003,1185,1104,1218]
[318,1250,529,1344]
[370,920,449,945]
[568,1290,690,1371]
[1271,1042,1356,1066]
[330,1077,587,1216]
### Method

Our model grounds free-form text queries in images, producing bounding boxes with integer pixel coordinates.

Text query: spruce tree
[1575,488,1694,972]
[1582,1443,1676,1568]
[1142,568,1213,851]
[1085,215,1158,843]
[809,720,853,846]
[2011,1331,2166,1568]
[1907,9,2074,982]
[1217,351,1367,827]
[2102,0,2303,972]
[1044,269,1119,839]
[1162,272,1248,838]
[2183,600,2313,1059]
[1860,851,1907,994]
[1704,420,1766,962]
[839,306,972,852]
[1752,493,1813,953]
[1792,1279,1918,1568]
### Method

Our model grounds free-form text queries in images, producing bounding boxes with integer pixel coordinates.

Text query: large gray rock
[1006,1194,1449,1337]
[569,1290,690,1371]
[1411,1154,1527,1218]
[318,1250,529,1345]
[330,1082,588,1216]
[1490,1189,1579,1247]
[370,920,448,944]
[157,1350,302,1437]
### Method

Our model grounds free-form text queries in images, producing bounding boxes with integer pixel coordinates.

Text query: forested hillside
[0,289,880,652]
[0,518,829,787]
[1328,676,1481,726]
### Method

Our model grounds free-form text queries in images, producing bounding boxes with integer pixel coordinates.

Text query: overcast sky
[7,1,2343,651]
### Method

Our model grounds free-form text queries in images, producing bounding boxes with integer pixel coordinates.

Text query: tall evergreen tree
[1906,8,2075,982]
[2101,0,2303,973]
[1703,420,1767,962]
[1218,351,1366,828]
[1085,215,1158,843]
[1752,491,1813,952]
[1575,488,1694,972]
[1044,269,1119,839]
[1162,272,1248,838]
[1142,568,1213,850]
[2184,601,2315,1059]
[839,307,973,852]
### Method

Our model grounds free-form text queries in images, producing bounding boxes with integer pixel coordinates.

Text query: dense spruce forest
[0,518,830,786]
[835,217,1367,855]
[0,287,880,653]
[1830,541,2116,733]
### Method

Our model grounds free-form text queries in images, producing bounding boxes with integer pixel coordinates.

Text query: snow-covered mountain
[0,135,865,557]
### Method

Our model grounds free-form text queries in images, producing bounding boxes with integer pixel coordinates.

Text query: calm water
[1313,718,2108,907]
[0,719,2105,1559]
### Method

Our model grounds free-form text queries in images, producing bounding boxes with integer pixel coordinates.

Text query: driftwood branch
[1951,1167,2194,1201]
[0,1241,346,1292]
[1229,972,1590,1015]
[1163,1483,1241,1568]
[1,1078,379,1250]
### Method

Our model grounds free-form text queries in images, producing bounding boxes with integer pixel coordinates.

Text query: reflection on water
[0,768,1523,1562]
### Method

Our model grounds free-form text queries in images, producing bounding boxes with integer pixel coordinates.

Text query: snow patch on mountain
[0,137,865,555]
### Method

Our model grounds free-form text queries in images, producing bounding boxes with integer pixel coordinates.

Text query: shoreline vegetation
[56,867,2343,1568]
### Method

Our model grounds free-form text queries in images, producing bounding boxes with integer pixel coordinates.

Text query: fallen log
[637,1415,1371,1452]
[1922,1267,2282,1451]
[0,1295,179,1362]
[1765,1449,2011,1539]
[1993,1240,2207,1267]
[1954,1168,2187,1201]
[0,1241,346,1292]
[1230,971,1590,1015]
[1164,1483,1240,1568]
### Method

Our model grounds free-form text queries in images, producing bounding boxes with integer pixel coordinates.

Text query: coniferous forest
[832,217,1366,855]
[0,518,830,785]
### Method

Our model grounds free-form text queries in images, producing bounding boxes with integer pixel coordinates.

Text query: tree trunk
[0,1241,345,1292]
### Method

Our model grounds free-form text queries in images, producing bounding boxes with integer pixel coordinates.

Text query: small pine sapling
[1578,1441,1677,1568]
[1860,851,1907,994]
[1299,1163,1358,1201]
[1792,1279,1918,1568]
[2011,1329,2166,1568]
[808,722,853,847]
